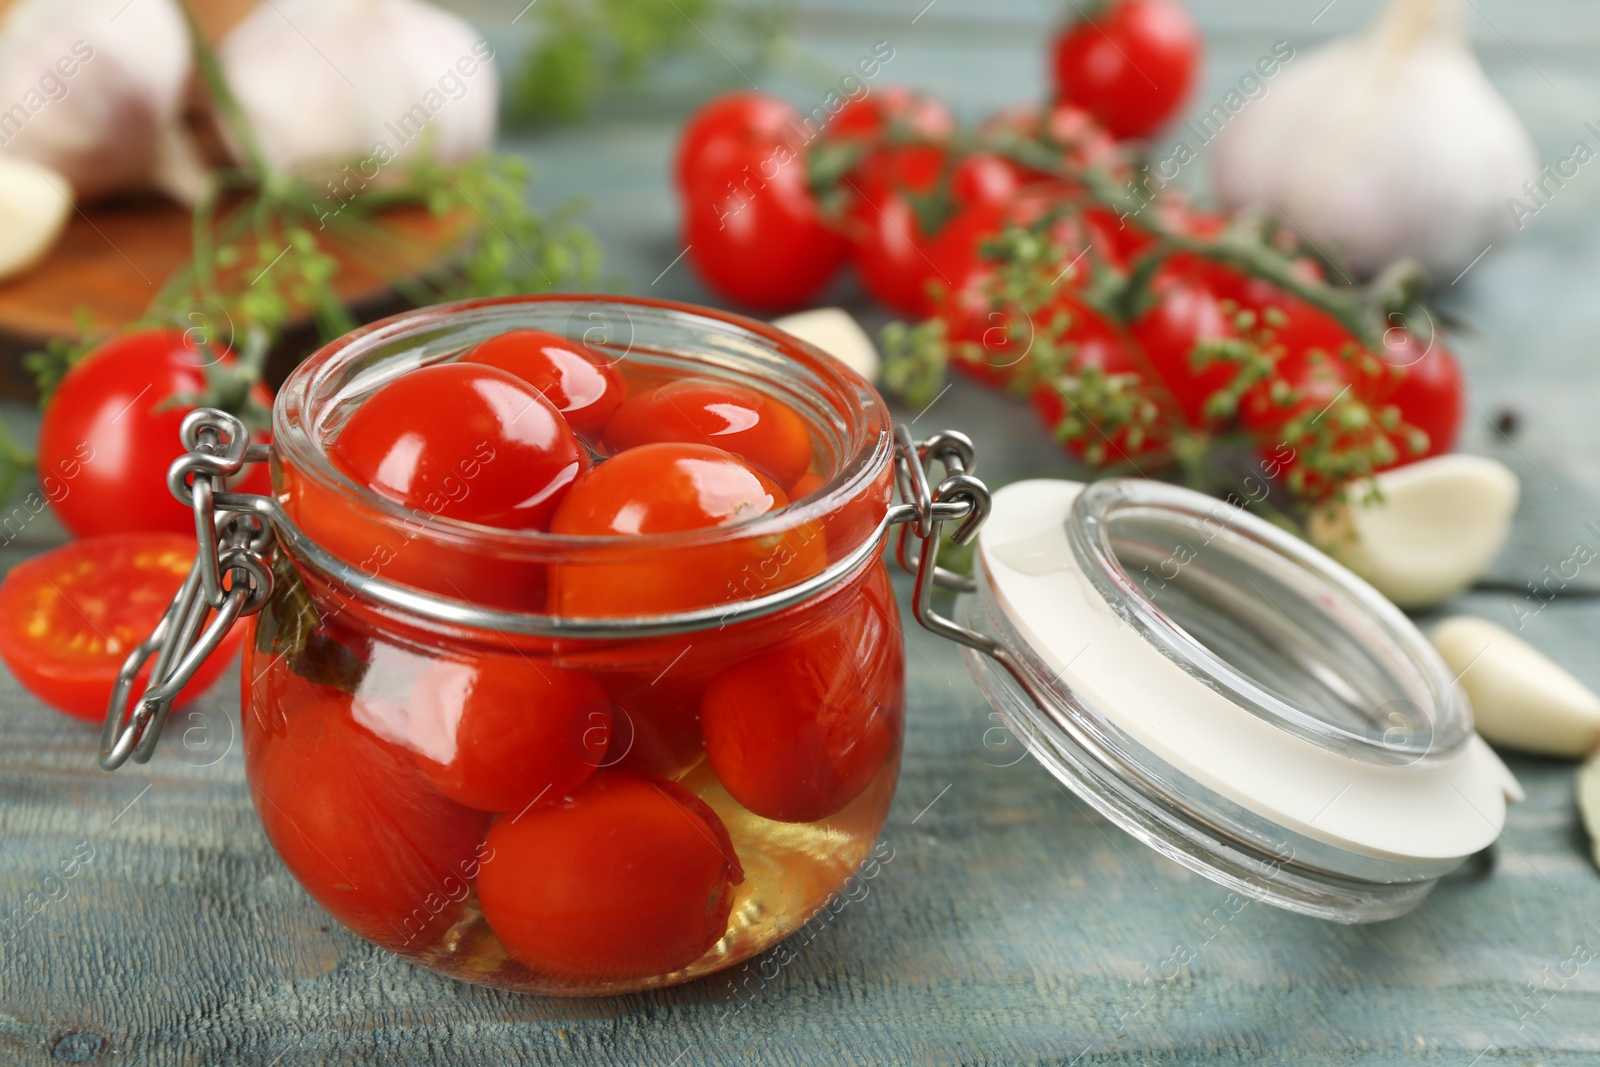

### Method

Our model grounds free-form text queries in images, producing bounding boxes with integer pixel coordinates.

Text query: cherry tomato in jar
[407,653,612,813]
[36,329,272,539]
[599,671,708,781]
[1050,0,1201,140]
[602,378,813,489]
[550,442,826,617]
[245,684,491,953]
[682,135,850,311]
[477,769,743,981]
[674,91,800,194]
[329,362,588,531]
[701,570,902,823]
[458,329,625,436]
[825,85,955,146]
[0,533,245,722]
[847,146,1021,317]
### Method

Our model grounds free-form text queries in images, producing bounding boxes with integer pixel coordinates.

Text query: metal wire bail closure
[98,410,277,770]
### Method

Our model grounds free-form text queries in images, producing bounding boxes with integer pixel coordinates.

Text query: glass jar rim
[273,294,894,560]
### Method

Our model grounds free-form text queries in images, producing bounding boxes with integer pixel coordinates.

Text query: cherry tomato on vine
[36,329,272,539]
[477,769,743,981]
[549,442,826,617]
[674,91,799,194]
[0,533,244,722]
[1130,255,1247,428]
[245,684,491,953]
[1369,329,1465,463]
[602,378,813,489]
[978,101,1125,185]
[329,362,588,531]
[701,567,902,823]
[1030,304,1170,466]
[407,654,612,813]
[1050,0,1201,140]
[682,134,850,311]
[825,85,954,145]
[459,329,625,436]
[847,145,1020,317]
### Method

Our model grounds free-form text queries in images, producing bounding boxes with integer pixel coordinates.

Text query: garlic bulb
[0,0,193,201]
[0,156,73,281]
[1211,0,1537,280]
[219,0,498,178]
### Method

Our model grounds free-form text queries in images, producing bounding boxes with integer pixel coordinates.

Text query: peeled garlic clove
[1308,454,1518,609]
[219,0,498,178]
[0,156,72,281]
[770,308,880,382]
[1576,751,1600,869]
[1432,616,1600,758]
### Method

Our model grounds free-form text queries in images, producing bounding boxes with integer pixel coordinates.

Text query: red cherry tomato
[36,329,272,539]
[1369,330,1465,463]
[979,101,1125,185]
[1030,304,1169,466]
[1130,256,1244,428]
[847,146,1021,317]
[477,770,743,981]
[0,533,244,722]
[682,136,850,311]
[701,568,902,823]
[599,671,707,781]
[602,378,813,489]
[825,85,955,145]
[407,654,611,813]
[674,90,799,193]
[458,329,626,436]
[550,442,826,617]
[329,362,588,531]
[1051,0,1200,140]
[245,683,491,953]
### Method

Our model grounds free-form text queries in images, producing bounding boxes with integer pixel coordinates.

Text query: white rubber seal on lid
[974,478,1519,868]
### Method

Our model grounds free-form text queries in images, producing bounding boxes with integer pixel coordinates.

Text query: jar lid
[960,477,1522,923]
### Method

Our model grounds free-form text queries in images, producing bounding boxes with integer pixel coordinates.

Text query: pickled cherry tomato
[549,442,826,617]
[701,572,903,822]
[408,654,612,812]
[601,378,813,490]
[478,770,743,981]
[246,685,490,952]
[459,329,625,435]
[600,671,707,780]
[329,362,588,530]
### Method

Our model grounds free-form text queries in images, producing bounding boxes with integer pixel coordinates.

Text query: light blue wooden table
[2,1,1599,1063]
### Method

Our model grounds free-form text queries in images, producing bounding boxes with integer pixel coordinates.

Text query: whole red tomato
[682,135,850,311]
[979,101,1125,185]
[674,90,799,194]
[825,85,955,145]
[459,329,625,436]
[0,532,245,722]
[407,653,612,813]
[1369,328,1464,462]
[36,330,272,539]
[1030,304,1169,466]
[245,683,491,954]
[1051,0,1200,140]
[477,769,743,981]
[701,565,902,823]
[328,362,588,531]
[601,377,813,489]
[1130,255,1246,428]
[847,146,1021,317]
[549,442,826,617]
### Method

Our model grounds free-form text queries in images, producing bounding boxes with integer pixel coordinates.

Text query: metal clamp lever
[99,411,277,771]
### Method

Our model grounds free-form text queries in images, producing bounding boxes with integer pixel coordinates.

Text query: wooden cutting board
[0,196,471,399]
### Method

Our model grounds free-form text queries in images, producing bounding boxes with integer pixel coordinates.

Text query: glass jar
[99,295,1521,992]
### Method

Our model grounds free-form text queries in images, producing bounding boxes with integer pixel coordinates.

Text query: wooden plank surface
[2,1,1600,1064]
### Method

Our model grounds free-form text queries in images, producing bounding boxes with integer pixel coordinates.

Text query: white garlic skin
[1211,0,1537,280]
[0,156,73,280]
[0,0,191,200]
[219,0,498,178]
[1432,616,1600,759]
[770,308,881,383]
